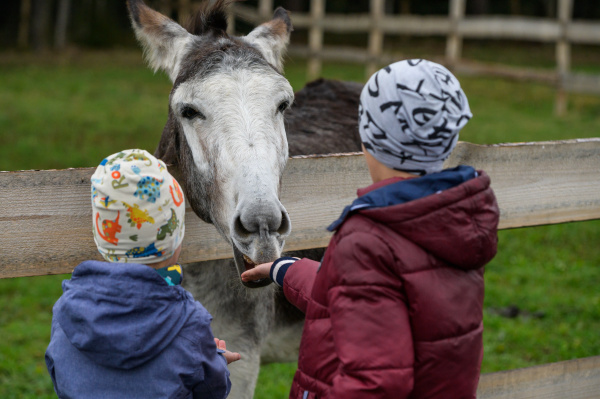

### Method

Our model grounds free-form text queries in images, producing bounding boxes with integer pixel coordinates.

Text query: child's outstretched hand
[240,262,272,283]
[214,338,241,364]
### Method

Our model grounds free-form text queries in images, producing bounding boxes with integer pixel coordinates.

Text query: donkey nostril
[233,204,291,240]
[233,214,252,239]
[277,211,291,236]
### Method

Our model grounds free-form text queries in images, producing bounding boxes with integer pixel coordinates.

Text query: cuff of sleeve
[269,257,298,288]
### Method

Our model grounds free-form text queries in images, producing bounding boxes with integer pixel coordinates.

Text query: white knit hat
[359,59,472,175]
[91,149,185,264]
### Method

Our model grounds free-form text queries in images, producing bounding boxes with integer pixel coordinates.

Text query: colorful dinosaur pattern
[96,211,121,245]
[100,196,117,208]
[122,201,155,229]
[126,243,164,258]
[170,179,184,207]
[157,209,180,241]
[135,176,164,203]
[106,151,153,166]
[91,149,185,263]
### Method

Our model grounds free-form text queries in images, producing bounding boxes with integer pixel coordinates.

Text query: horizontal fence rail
[235,6,600,44]
[477,355,600,398]
[1,139,599,279]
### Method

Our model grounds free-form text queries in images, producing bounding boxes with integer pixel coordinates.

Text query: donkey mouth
[232,245,272,288]
[243,254,257,270]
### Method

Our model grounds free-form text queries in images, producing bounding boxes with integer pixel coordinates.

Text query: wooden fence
[1,138,599,397]
[230,0,600,115]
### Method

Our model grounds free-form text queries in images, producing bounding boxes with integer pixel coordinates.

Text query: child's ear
[242,7,293,73]
[127,0,194,82]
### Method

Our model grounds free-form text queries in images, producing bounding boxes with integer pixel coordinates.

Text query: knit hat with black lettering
[91,149,185,264]
[358,59,472,175]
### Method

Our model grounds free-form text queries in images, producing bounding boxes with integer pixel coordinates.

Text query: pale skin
[240,145,417,283]
[148,245,242,364]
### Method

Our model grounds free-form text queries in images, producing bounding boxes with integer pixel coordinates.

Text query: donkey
[127,1,362,397]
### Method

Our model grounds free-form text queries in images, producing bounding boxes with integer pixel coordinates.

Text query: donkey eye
[277,100,289,113]
[181,106,204,120]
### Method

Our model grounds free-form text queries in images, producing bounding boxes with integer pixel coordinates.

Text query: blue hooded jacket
[45,260,231,399]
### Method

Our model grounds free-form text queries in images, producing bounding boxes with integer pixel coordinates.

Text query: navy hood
[329,165,477,231]
[330,165,499,270]
[53,260,196,370]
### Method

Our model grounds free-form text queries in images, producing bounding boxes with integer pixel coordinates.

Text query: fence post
[178,0,191,25]
[446,0,466,69]
[367,0,385,79]
[227,10,236,36]
[307,0,325,81]
[258,0,273,21]
[555,0,574,116]
[17,0,31,49]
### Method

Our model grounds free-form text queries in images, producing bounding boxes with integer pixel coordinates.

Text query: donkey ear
[243,7,293,73]
[127,0,193,82]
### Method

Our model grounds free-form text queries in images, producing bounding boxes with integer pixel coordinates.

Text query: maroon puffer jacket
[283,171,499,399]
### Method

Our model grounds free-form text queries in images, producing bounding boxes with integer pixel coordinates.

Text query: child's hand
[240,262,272,282]
[214,338,241,364]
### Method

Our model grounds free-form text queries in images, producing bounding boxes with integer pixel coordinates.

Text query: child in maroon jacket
[242,59,500,399]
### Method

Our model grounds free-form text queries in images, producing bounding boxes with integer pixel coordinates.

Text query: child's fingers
[214,338,226,350]
[241,263,271,282]
[240,268,260,281]
[223,350,241,364]
[240,268,261,282]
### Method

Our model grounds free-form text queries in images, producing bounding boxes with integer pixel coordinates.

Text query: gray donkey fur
[127,1,362,397]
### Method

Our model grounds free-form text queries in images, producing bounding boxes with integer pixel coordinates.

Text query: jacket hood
[53,261,195,370]
[331,166,499,269]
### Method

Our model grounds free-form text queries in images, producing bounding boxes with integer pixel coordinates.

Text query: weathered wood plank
[459,17,560,41]
[568,21,600,44]
[446,139,600,228]
[1,139,599,279]
[564,73,600,95]
[477,355,600,398]
[233,4,600,44]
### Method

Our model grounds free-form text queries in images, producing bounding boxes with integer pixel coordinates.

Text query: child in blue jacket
[45,149,240,398]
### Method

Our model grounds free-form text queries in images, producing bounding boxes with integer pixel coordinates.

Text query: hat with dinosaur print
[91,149,185,264]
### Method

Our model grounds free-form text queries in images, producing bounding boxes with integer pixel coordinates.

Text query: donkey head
[128,0,294,287]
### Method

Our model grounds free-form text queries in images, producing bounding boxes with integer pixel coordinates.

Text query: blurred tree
[284,0,306,12]
[509,0,521,15]
[399,0,411,14]
[54,0,71,49]
[470,0,490,14]
[31,0,52,51]
[17,0,31,48]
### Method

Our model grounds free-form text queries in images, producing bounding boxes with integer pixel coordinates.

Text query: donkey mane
[185,0,234,36]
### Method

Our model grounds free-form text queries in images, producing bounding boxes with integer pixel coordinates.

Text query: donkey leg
[260,286,304,364]
[182,259,275,399]
[259,248,323,364]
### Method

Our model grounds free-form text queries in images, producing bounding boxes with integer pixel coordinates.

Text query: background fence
[230,0,600,115]
[3,139,599,278]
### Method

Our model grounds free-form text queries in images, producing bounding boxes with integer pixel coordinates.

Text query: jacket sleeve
[45,322,60,397]
[191,349,231,399]
[187,306,232,399]
[327,232,415,399]
[281,258,320,314]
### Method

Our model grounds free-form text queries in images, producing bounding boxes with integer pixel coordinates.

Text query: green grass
[0,50,599,398]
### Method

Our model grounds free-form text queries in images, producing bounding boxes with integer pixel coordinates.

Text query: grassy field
[0,50,599,398]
